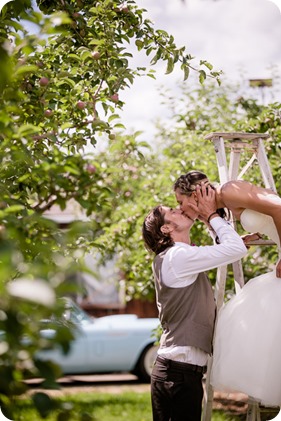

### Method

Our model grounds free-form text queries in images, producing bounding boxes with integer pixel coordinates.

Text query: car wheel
[133,344,158,383]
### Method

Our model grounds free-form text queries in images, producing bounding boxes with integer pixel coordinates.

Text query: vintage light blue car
[38,299,159,382]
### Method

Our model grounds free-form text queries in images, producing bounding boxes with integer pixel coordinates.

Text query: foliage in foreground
[0,0,222,417]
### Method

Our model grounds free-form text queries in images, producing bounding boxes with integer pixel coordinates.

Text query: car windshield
[63,299,93,325]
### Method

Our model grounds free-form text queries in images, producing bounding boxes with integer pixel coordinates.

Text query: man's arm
[173,217,247,276]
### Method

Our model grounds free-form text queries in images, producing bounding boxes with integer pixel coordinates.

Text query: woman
[174,170,281,406]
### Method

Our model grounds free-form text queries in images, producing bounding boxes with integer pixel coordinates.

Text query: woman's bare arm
[221,180,281,277]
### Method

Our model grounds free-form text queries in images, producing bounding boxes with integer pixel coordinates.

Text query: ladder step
[259,406,280,420]
[205,132,270,141]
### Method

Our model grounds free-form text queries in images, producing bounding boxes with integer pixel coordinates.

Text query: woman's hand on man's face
[181,184,217,223]
[196,184,217,221]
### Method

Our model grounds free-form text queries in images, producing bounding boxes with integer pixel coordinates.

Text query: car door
[83,317,150,373]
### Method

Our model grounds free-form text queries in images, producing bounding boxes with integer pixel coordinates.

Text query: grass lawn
[9,391,242,421]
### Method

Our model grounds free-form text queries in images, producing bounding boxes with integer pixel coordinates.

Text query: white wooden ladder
[201,132,277,421]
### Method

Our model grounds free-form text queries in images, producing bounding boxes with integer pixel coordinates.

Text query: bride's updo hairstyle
[174,170,228,220]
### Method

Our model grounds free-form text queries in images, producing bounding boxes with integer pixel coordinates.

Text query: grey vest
[153,248,216,354]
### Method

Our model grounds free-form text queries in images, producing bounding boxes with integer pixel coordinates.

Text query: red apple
[91,51,101,60]
[120,5,129,12]
[86,164,96,174]
[116,3,129,13]
[76,100,86,110]
[39,77,49,86]
[44,109,53,117]
[110,93,119,102]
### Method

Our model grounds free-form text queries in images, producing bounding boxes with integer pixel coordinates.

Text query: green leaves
[0,1,224,417]
[32,392,56,418]
[199,69,207,84]
[165,57,174,75]
[0,45,13,90]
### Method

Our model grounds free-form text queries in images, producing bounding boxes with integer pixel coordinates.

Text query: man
[142,184,247,421]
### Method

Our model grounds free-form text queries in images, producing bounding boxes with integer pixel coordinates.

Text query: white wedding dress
[211,196,281,407]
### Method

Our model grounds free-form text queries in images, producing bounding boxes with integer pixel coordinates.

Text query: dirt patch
[212,391,248,417]
[212,391,280,420]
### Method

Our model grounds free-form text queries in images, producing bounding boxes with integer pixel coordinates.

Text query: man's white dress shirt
[157,217,247,365]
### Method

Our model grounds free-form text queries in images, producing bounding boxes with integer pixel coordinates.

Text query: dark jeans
[151,356,205,421]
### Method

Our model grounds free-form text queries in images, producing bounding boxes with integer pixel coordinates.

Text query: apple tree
[0,0,223,418]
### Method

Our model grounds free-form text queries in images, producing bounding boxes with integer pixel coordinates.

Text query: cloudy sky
[120,0,281,142]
